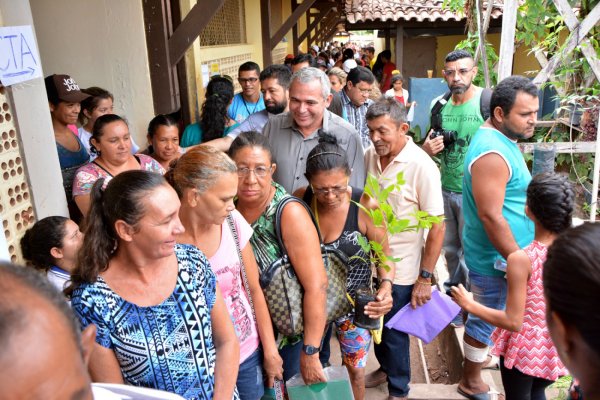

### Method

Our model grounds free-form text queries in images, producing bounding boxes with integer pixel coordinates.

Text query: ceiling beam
[299,8,333,43]
[167,0,225,65]
[270,0,318,49]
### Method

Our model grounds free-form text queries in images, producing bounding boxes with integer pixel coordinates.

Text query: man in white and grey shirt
[264,67,365,193]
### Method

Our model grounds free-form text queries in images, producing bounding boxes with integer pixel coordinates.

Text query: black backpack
[430,88,492,132]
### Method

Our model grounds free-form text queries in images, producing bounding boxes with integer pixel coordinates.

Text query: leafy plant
[351,172,444,270]
[455,32,499,87]
[583,201,600,217]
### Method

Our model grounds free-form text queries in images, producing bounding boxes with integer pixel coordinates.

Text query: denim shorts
[236,348,264,400]
[465,270,507,346]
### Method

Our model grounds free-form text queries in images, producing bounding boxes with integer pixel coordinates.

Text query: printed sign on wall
[0,25,42,86]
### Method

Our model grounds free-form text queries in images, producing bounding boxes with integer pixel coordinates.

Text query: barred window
[199,0,247,46]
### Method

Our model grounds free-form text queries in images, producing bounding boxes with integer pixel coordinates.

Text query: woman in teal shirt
[181,76,240,147]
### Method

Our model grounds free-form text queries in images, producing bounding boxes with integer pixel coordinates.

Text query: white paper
[0,25,42,86]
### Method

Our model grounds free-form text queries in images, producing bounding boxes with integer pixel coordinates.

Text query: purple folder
[385,289,460,344]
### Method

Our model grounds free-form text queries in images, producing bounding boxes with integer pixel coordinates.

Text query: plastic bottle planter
[353,287,381,330]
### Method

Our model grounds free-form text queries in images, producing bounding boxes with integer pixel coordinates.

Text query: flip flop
[482,355,500,370]
[457,386,501,400]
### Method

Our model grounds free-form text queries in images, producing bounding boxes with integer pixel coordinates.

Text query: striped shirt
[340,88,373,150]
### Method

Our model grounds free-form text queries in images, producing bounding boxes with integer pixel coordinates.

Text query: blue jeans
[442,189,468,294]
[374,284,413,397]
[465,270,507,346]
[319,323,333,366]
[279,339,303,382]
[237,348,264,400]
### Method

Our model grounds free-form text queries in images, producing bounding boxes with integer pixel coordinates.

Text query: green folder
[288,379,354,400]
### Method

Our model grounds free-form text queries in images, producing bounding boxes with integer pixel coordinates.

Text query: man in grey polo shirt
[263,67,366,194]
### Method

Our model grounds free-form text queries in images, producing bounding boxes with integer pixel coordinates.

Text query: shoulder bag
[258,196,352,337]
[226,214,285,400]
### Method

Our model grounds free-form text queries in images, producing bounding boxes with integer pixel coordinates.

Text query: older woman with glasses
[228,131,328,387]
[293,134,394,400]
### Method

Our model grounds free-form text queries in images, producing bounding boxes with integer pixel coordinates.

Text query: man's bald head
[0,263,81,347]
[0,263,93,400]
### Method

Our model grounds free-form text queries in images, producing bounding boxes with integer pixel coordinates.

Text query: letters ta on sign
[0,25,42,87]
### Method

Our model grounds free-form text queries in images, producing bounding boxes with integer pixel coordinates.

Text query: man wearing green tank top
[422,50,489,312]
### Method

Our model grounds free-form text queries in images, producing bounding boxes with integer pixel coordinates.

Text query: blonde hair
[165,145,237,198]
[327,67,347,86]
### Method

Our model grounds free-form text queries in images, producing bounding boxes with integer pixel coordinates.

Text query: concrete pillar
[0,0,68,219]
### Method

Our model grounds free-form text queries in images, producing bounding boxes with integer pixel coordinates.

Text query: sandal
[457,386,501,400]
[482,355,500,370]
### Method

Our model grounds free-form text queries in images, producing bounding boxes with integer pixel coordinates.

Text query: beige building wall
[435,33,539,79]
[29,0,154,146]
[181,0,266,123]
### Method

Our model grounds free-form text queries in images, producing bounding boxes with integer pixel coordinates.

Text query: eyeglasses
[237,166,272,177]
[442,67,474,77]
[352,85,372,95]
[238,77,259,84]
[311,184,348,196]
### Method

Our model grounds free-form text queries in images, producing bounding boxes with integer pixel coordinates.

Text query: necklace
[242,95,260,117]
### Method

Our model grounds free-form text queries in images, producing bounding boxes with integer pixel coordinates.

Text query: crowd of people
[7,43,598,400]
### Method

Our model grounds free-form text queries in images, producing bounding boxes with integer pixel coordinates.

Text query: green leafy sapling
[352,172,444,271]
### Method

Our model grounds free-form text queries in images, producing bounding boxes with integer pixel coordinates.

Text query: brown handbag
[258,196,352,337]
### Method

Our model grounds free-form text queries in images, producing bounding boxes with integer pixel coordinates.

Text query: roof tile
[344,0,503,23]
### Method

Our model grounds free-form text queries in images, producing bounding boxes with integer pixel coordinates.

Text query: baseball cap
[342,59,358,73]
[44,74,91,104]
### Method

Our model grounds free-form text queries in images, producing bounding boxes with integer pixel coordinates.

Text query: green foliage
[442,0,467,16]
[516,0,600,98]
[515,0,560,47]
[583,201,600,217]
[455,32,499,87]
[351,172,444,270]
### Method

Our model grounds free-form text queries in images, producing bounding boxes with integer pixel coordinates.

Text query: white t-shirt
[47,267,69,292]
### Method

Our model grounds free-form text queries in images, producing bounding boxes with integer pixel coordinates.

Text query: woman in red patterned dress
[452,173,573,400]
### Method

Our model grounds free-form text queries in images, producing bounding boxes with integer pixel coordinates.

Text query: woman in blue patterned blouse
[68,170,240,400]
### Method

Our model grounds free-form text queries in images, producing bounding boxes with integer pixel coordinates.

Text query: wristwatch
[302,344,320,355]
[419,269,433,279]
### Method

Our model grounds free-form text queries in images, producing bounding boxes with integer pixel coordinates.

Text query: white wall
[29,0,154,146]
[0,0,69,219]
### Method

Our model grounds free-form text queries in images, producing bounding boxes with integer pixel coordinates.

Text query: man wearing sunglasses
[421,50,491,329]
[228,61,266,124]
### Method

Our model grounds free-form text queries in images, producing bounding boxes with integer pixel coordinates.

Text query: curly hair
[20,216,70,272]
[200,77,234,143]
